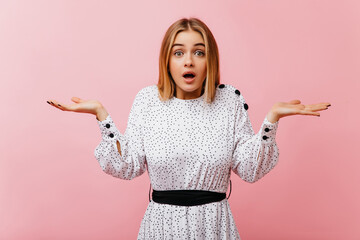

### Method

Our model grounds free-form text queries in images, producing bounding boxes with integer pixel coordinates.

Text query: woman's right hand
[47,97,106,117]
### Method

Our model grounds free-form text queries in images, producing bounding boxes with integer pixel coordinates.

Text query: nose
[184,53,193,67]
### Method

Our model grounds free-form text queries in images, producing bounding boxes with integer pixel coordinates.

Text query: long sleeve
[231,93,280,183]
[94,89,147,180]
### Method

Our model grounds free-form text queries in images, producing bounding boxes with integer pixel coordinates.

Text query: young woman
[47,18,331,239]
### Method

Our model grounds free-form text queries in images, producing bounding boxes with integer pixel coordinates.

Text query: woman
[47,18,331,239]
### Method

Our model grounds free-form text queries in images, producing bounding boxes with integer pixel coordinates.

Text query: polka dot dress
[94,84,280,239]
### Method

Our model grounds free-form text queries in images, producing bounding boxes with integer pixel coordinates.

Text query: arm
[231,93,280,183]
[230,93,331,183]
[96,107,122,156]
[94,90,147,180]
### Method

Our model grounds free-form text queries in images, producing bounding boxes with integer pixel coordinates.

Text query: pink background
[0,0,359,239]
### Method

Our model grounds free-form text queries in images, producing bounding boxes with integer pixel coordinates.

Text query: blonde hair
[157,18,220,104]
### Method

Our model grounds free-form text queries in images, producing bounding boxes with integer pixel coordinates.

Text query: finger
[307,102,331,108]
[288,100,301,104]
[47,100,66,111]
[317,102,331,106]
[305,104,329,112]
[299,110,321,116]
[71,97,84,103]
[47,99,58,107]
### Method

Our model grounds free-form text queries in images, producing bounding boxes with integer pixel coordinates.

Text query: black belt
[148,180,232,207]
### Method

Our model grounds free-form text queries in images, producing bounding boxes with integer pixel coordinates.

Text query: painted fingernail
[47,101,50,104]
[327,104,331,107]
[58,104,61,106]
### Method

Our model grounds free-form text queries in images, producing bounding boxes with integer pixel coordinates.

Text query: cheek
[168,60,179,77]
[169,58,177,69]
[201,62,207,74]
[200,59,206,69]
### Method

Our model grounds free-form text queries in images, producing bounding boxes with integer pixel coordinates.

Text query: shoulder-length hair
[157,18,220,104]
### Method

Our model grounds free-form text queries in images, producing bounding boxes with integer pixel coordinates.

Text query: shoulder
[216,83,246,105]
[132,84,158,106]
[136,84,157,96]
[217,83,240,94]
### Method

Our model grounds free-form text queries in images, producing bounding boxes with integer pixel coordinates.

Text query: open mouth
[183,74,195,78]
[183,72,196,79]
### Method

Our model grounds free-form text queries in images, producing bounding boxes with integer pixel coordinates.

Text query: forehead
[173,30,205,46]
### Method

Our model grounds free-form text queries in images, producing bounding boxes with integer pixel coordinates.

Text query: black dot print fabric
[94,84,280,239]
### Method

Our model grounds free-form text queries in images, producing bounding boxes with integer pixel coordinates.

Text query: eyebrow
[172,43,205,48]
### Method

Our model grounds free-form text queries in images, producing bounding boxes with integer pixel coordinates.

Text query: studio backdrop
[0,0,358,239]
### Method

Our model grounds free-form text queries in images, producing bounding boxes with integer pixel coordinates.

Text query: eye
[195,50,205,56]
[174,51,183,57]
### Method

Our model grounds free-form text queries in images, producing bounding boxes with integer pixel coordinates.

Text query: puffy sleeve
[231,93,280,183]
[94,89,147,180]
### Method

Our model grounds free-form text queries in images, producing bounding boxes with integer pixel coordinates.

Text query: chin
[182,83,200,90]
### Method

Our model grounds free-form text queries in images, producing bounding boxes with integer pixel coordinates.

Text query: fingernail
[47,101,50,104]
[58,104,61,106]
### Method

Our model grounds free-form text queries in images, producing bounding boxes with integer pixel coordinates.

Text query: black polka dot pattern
[94,84,280,239]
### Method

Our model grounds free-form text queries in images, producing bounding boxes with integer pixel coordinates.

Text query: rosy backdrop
[0,0,359,239]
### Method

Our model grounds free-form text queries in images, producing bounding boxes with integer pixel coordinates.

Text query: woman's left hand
[266,100,331,123]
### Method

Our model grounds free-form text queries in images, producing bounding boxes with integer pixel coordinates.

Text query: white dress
[94,83,280,239]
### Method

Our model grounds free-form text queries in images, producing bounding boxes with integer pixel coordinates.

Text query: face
[169,30,207,99]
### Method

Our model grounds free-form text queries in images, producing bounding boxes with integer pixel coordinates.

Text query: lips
[182,71,196,79]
